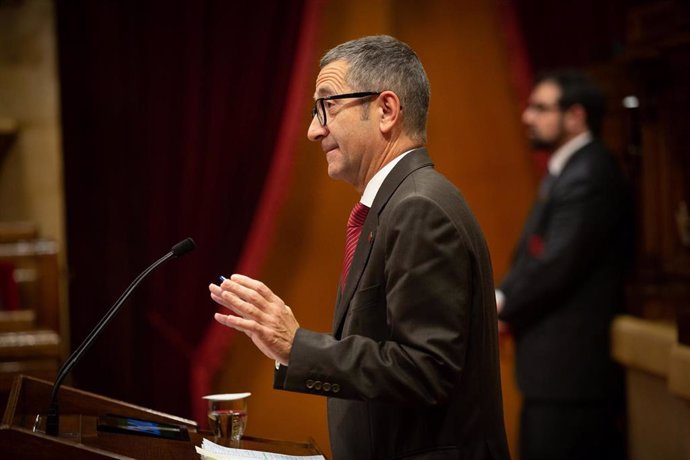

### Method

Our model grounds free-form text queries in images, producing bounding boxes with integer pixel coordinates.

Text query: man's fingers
[222,278,287,321]
[214,313,256,334]
[210,284,239,311]
[214,313,282,362]
[210,280,269,319]
[223,289,267,321]
[225,280,267,311]
[230,274,278,303]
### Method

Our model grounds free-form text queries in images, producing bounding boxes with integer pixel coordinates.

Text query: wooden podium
[0,375,323,459]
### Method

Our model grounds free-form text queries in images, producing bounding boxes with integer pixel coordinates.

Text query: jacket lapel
[520,141,595,258]
[331,148,434,336]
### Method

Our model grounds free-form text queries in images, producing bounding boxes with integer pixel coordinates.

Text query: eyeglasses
[311,91,381,126]
[525,102,562,113]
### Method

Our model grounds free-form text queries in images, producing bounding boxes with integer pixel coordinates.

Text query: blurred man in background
[497,70,633,460]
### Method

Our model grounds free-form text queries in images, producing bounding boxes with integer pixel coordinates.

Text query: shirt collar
[360,149,415,207]
[548,131,592,176]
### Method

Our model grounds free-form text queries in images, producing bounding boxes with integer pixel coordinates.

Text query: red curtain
[56,0,315,420]
[190,0,323,424]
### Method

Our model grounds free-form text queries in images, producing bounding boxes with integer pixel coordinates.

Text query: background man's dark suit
[276,149,510,460]
[498,140,632,458]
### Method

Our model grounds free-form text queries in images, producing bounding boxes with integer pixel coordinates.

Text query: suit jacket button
[306,379,314,389]
[331,384,340,393]
[314,381,322,390]
[323,382,331,392]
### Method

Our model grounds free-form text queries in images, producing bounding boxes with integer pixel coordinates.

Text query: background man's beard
[528,127,567,151]
[529,137,559,150]
[528,119,566,151]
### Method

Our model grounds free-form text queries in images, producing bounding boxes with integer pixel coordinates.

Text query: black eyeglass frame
[525,102,563,114]
[311,91,381,126]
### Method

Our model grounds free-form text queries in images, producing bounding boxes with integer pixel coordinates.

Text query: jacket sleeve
[278,195,472,406]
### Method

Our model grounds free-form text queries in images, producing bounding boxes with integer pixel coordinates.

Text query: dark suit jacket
[275,149,509,460]
[498,140,633,401]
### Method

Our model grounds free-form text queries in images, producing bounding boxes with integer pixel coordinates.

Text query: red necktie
[341,202,369,288]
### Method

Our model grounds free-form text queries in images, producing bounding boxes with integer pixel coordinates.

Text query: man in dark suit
[496,70,632,460]
[209,35,509,459]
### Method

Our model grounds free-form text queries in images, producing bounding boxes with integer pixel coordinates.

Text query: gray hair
[321,35,430,143]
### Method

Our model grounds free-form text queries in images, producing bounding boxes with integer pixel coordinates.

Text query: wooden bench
[0,223,62,406]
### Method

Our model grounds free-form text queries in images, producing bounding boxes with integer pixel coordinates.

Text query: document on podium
[196,438,326,460]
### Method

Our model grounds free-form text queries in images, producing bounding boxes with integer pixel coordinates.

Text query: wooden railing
[0,223,62,408]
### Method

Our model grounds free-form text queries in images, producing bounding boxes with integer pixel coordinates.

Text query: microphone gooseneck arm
[45,238,196,436]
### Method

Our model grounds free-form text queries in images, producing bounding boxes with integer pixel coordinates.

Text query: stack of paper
[196,438,326,460]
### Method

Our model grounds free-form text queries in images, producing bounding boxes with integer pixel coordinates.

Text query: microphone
[44,237,196,436]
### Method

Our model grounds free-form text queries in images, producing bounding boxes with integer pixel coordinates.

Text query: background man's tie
[341,202,370,289]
